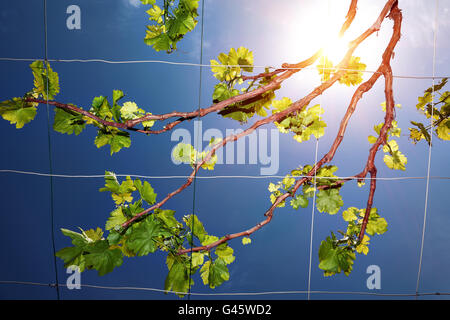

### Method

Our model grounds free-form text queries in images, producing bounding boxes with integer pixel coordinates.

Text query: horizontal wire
[0,57,447,80]
[0,280,448,297]
[0,169,449,181]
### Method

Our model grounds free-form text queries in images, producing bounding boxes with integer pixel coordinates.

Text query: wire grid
[0,0,448,300]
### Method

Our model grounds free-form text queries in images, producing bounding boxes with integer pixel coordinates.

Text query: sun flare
[286,1,382,71]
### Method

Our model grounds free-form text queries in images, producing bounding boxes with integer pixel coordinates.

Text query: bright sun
[322,36,351,65]
[287,1,380,68]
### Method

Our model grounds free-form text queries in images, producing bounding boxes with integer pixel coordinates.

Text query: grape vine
[1,0,449,296]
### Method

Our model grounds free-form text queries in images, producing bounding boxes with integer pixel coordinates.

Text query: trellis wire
[0,57,448,80]
[0,280,449,298]
[1,169,449,181]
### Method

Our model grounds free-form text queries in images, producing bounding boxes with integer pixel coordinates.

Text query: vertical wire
[415,0,439,298]
[307,135,320,301]
[307,0,330,302]
[43,0,60,300]
[188,0,206,300]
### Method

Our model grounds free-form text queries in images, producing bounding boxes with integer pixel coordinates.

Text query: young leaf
[316,189,344,215]
[215,244,235,265]
[30,60,60,100]
[95,129,131,155]
[342,207,359,222]
[184,214,207,243]
[383,150,407,170]
[53,107,86,135]
[134,179,157,205]
[0,98,37,129]
[84,240,123,276]
[127,216,171,256]
[290,194,309,210]
[356,235,370,255]
[165,255,190,297]
[105,207,127,231]
[201,258,230,289]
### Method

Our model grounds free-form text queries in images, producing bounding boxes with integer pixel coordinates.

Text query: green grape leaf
[56,228,90,271]
[100,172,136,205]
[342,207,359,222]
[210,47,254,82]
[90,96,113,120]
[436,119,450,141]
[60,228,89,247]
[212,83,239,102]
[290,194,309,210]
[94,129,131,155]
[112,90,124,107]
[184,214,207,243]
[53,107,86,135]
[140,0,156,5]
[215,244,235,265]
[425,77,448,93]
[355,235,370,255]
[268,183,280,193]
[318,238,340,273]
[165,255,191,297]
[339,56,366,86]
[201,258,230,289]
[382,139,399,153]
[145,29,171,51]
[55,246,85,270]
[201,235,219,246]
[142,0,199,53]
[318,236,355,276]
[383,150,407,170]
[380,101,402,112]
[106,230,122,246]
[197,151,218,171]
[99,171,121,193]
[274,102,326,143]
[84,240,123,276]
[317,56,335,82]
[364,208,388,235]
[409,127,424,143]
[410,121,431,145]
[181,0,200,12]
[154,209,180,229]
[127,216,171,256]
[105,207,127,231]
[122,200,145,218]
[167,8,196,37]
[0,98,37,129]
[120,101,141,120]
[172,143,195,164]
[83,227,104,242]
[316,189,344,215]
[30,60,60,100]
[191,252,205,267]
[146,5,164,24]
[242,237,252,245]
[134,179,157,205]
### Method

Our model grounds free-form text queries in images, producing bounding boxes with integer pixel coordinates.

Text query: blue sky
[0,0,449,300]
